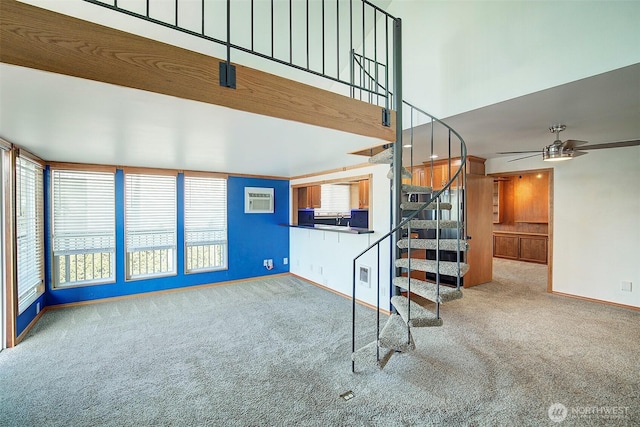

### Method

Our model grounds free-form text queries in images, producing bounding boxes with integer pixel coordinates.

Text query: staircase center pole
[391,18,403,298]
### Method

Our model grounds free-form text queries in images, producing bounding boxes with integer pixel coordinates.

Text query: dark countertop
[282,224,374,234]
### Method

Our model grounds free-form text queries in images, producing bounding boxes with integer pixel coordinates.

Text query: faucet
[336,213,343,225]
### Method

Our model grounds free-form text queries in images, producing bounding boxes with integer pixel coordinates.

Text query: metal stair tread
[401,184,433,194]
[392,277,463,303]
[395,258,470,277]
[390,295,443,328]
[397,238,468,251]
[401,219,462,229]
[401,201,452,211]
[378,314,416,352]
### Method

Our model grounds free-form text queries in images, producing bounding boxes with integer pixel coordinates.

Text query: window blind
[16,156,44,313]
[125,173,177,253]
[51,170,116,287]
[315,183,351,216]
[184,176,228,272]
[52,170,115,254]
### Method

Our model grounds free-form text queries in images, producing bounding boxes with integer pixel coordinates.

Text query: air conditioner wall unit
[245,187,274,213]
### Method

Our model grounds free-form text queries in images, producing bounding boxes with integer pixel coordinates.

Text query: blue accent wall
[44,170,290,306]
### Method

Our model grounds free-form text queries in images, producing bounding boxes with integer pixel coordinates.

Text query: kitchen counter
[283,224,374,234]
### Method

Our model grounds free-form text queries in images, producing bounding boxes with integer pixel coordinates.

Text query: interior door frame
[488,167,554,293]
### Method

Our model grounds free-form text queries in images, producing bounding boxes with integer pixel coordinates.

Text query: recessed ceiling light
[430,154,439,159]
[403,144,412,148]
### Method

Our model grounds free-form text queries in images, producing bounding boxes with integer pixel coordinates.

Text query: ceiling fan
[498,125,640,162]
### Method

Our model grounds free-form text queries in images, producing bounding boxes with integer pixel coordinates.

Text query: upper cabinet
[402,167,425,187]
[422,156,486,190]
[297,185,321,209]
[358,179,370,209]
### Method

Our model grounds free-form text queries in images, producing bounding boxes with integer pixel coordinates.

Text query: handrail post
[391,17,402,300]
[219,0,236,89]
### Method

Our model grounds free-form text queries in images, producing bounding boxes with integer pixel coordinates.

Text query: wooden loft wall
[0,0,395,143]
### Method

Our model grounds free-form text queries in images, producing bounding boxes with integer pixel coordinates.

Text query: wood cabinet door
[423,165,443,190]
[493,235,519,259]
[358,180,369,209]
[297,187,309,209]
[519,236,548,263]
[310,185,321,208]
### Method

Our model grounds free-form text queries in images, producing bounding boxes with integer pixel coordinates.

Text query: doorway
[489,169,553,292]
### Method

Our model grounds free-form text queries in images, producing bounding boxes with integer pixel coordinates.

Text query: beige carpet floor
[0,258,638,426]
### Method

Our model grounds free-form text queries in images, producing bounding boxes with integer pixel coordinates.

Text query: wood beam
[0,0,395,142]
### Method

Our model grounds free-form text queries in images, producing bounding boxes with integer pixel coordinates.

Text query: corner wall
[486,147,640,308]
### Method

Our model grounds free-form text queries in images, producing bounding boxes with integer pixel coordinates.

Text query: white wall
[386,0,640,118]
[486,147,640,308]
[289,163,392,309]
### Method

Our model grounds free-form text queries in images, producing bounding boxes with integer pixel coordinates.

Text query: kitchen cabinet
[298,185,321,209]
[422,156,486,190]
[402,166,425,187]
[493,232,548,264]
[358,179,369,209]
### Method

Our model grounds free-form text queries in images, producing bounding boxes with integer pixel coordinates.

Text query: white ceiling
[401,63,640,166]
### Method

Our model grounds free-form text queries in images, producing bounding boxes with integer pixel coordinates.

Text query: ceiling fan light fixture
[543,146,573,161]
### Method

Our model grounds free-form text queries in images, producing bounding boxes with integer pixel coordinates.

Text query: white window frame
[16,155,44,314]
[125,172,177,280]
[184,174,228,273]
[51,169,116,288]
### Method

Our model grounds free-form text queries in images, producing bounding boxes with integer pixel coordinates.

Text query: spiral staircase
[74,0,470,373]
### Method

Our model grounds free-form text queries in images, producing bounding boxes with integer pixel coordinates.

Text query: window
[184,175,227,273]
[125,173,177,279]
[16,156,44,313]
[315,183,351,216]
[51,169,115,288]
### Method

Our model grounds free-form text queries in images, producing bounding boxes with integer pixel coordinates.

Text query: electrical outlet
[283,257,288,265]
[621,281,632,292]
[263,259,268,267]
[36,302,40,314]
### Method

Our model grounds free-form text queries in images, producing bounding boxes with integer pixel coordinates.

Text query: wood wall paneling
[514,173,549,223]
[0,0,394,142]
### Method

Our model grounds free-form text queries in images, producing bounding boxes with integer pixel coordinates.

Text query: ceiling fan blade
[563,139,588,149]
[579,139,640,150]
[571,150,588,157]
[507,153,540,162]
[497,150,539,154]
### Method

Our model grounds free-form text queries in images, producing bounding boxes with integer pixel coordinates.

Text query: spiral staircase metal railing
[348,46,469,369]
[79,0,469,372]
